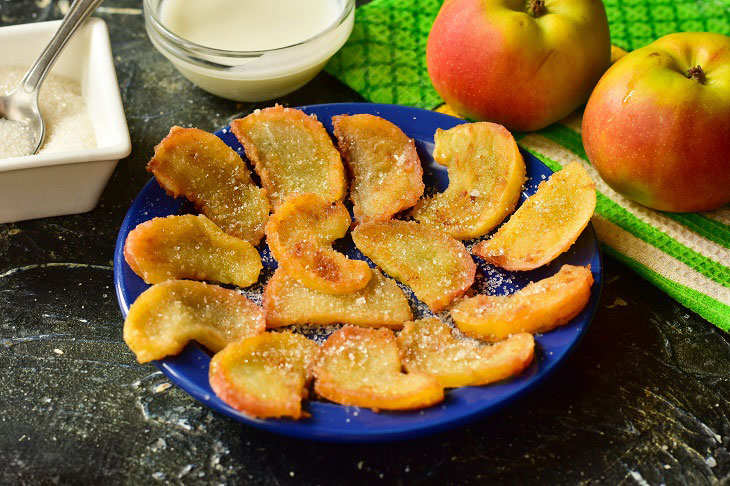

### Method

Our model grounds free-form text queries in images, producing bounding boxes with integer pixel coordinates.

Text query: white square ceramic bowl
[0,18,131,224]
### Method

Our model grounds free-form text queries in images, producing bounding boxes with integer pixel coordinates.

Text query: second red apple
[427,0,611,131]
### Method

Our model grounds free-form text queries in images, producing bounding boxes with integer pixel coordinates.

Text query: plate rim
[113,102,603,443]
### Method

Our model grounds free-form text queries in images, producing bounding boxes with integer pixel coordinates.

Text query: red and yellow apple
[426,0,611,131]
[582,32,730,212]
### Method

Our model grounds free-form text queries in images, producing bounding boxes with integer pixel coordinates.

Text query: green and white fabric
[325,0,730,331]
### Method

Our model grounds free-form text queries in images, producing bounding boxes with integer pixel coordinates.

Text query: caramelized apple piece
[397,318,534,388]
[147,127,269,245]
[265,193,371,294]
[451,265,594,342]
[230,105,346,210]
[209,332,318,419]
[262,268,412,329]
[412,122,525,239]
[351,220,475,312]
[332,114,424,223]
[313,327,444,411]
[472,162,596,270]
[123,280,265,363]
[124,214,262,288]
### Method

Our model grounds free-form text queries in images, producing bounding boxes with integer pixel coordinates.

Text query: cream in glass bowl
[144,0,355,101]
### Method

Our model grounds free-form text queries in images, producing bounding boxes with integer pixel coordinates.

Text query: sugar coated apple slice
[351,220,475,312]
[230,105,346,210]
[262,268,412,329]
[124,214,262,288]
[147,126,269,245]
[313,326,444,411]
[397,318,534,388]
[209,332,318,419]
[451,264,594,341]
[123,280,265,363]
[332,114,424,223]
[412,122,525,239]
[265,193,371,294]
[472,162,596,270]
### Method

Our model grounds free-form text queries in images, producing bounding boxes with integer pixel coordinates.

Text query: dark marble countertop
[1,1,728,484]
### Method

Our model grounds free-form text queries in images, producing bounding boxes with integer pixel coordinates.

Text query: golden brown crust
[147,126,269,245]
[313,327,444,411]
[451,264,594,341]
[123,214,262,288]
[262,268,412,329]
[397,318,534,388]
[332,114,424,223]
[412,122,525,239]
[209,332,318,419]
[230,105,346,211]
[472,162,596,270]
[351,220,475,312]
[123,280,265,363]
[265,193,371,295]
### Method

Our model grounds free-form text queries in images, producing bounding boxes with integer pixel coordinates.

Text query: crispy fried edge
[313,326,444,411]
[123,280,265,363]
[451,265,594,342]
[261,268,412,329]
[472,162,597,271]
[397,318,535,388]
[332,114,424,223]
[351,220,476,312]
[123,214,262,287]
[230,105,346,210]
[412,122,525,239]
[265,193,372,294]
[209,332,317,419]
[146,126,270,245]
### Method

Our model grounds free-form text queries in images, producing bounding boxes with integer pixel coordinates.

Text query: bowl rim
[143,0,356,59]
[0,18,131,173]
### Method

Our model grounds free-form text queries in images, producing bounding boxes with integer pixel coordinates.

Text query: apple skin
[582,32,730,212]
[426,0,611,132]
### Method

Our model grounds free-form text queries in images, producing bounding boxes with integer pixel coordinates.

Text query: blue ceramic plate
[114,103,602,443]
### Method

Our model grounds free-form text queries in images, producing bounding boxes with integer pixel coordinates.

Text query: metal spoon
[0,0,104,156]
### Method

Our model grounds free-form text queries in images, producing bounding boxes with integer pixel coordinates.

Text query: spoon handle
[20,0,105,94]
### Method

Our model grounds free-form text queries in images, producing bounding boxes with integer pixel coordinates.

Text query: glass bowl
[143,0,355,101]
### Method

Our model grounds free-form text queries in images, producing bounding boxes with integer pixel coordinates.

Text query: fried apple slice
[124,214,262,288]
[397,318,534,388]
[313,327,444,411]
[412,122,525,239]
[472,162,596,270]
[147,127,269,245]
[451,265,594,342]
[332,114,424,223]
[262,268,412,329]
[351,220,476,312]
[209,332,318,419]
[123,280,265,363]
[230,105,346,210]
[265,193,371,294]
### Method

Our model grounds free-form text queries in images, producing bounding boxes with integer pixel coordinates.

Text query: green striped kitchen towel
[325,0,730,331]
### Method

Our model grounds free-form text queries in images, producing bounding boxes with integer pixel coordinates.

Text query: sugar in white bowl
[0,66,96,159]
[0,118,35,159]
[0,18,130,224]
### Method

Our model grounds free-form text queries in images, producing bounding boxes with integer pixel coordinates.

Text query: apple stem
[527,0,546,17]
[686,65,706,83]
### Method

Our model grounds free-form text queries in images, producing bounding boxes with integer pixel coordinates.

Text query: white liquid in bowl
[159,0,342,51]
